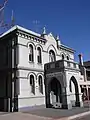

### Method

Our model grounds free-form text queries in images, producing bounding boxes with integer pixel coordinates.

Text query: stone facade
[0,25,86,111]
[44,60,83,109]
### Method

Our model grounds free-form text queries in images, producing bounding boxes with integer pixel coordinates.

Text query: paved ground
[0,102,90,120]
[74,114,90,120]
[0,112,53,120]
[23,106,90,119]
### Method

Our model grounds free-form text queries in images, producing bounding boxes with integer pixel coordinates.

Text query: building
[81,61,90,100]
[44,59,84,109]
[0,25,87,112]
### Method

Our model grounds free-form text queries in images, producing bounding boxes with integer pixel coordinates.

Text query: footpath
[0,102,90,120]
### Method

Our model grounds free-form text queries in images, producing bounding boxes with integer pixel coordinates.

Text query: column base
[62,103,72,109]
[75,101,83,107]
[46,103,52,108]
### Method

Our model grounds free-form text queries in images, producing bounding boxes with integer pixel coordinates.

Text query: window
[69,80,72,92]
[49,50,56,62]
[67,56,70,67]
[38,75,43,94]
[37,47,42,63]
[67,56,69,60]
[62,54,64,60]
[30,75,35,94]
[29,44,34,62]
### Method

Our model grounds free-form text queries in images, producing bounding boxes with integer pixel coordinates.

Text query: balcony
[44,60,79,73]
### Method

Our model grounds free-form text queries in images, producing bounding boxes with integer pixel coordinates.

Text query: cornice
[16,29,47,45]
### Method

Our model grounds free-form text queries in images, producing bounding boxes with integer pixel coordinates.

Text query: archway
[48,77,62,108]
[69,76,80,107]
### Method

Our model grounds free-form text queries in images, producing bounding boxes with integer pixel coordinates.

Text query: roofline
[0,25,41,39]
[60,44,75,53]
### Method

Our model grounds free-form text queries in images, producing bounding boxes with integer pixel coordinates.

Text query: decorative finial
[42,26,46,35]
[11,10,15,27]
[56,35,60,40]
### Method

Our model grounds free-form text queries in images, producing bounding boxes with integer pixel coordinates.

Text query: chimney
[78,54,83,66]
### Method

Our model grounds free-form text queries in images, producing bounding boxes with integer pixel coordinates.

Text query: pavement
[23,106,90,119]
[0,102,90,120]
[73,114,90,120]
[0,111,90,120]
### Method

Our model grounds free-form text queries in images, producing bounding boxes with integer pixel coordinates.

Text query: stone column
[62,87,72,109]
[45,84,51,108]
[75,93,83,107]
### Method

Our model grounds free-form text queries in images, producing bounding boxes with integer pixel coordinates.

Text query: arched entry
[48,77,62,108]
[69,76,80,107]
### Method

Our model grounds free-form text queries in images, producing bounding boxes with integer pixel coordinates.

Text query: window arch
[67,56,70,67]
[62,54,64,60]
[49,50,56,62]
[37,47,42,63]
[30,75,35,94]
[38,75,43,94]
[29,44,34,62]
[67,56,69,60]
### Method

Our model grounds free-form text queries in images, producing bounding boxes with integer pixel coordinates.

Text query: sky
[1,0,90,62]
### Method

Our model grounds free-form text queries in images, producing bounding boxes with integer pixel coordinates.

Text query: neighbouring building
[0,25,89,112]
[80,61,90,100]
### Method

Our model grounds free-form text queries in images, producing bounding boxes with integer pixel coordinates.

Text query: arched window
[29,44,34,62]
[38,75,43,94]
[62,54,64,60]
[30,75,35,94]
[37,47,42,63]
[49,50,56,62]
[67,56,69,60]
[69,80,72,92]
[67,56,70,67]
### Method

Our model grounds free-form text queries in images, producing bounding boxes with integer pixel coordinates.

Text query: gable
[47,32,56,42]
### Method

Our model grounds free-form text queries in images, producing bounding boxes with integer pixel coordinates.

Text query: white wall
[65,70,82,107]
[17,31,75,108]
[18,69,45,108]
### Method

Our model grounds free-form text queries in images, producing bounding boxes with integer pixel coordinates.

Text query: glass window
[29,44,34,62]
[38,75,43,94]
[67,56,69,60]
[62,54,64,60]
[49,50,56,62]
[30,75,35,94]
[37,47,42,63]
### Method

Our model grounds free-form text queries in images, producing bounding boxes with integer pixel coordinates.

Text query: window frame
[37,47,42,64]
[30,75,35,94]
[49,50,56,62]
[29,44,34,62]
[38,75,43,94]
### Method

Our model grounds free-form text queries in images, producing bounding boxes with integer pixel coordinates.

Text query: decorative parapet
[44,60,80,73]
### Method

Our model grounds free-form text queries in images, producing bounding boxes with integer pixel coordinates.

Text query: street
[74,114,90,120]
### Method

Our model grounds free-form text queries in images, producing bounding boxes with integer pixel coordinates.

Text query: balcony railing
[45,60,79,70]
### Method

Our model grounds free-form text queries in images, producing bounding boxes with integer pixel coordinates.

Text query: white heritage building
[0,25,88,112]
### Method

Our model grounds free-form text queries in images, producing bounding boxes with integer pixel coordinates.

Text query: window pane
[37,47,42,63]
[29,45,34,62]
[62,54,64,60]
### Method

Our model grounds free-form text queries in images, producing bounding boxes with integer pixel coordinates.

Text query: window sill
[30,93,35,96]
[29,61,34,64]
[38,92,43,96]
[37,62,42,65]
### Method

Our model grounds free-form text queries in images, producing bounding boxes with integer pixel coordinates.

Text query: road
[74,114,90,120]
